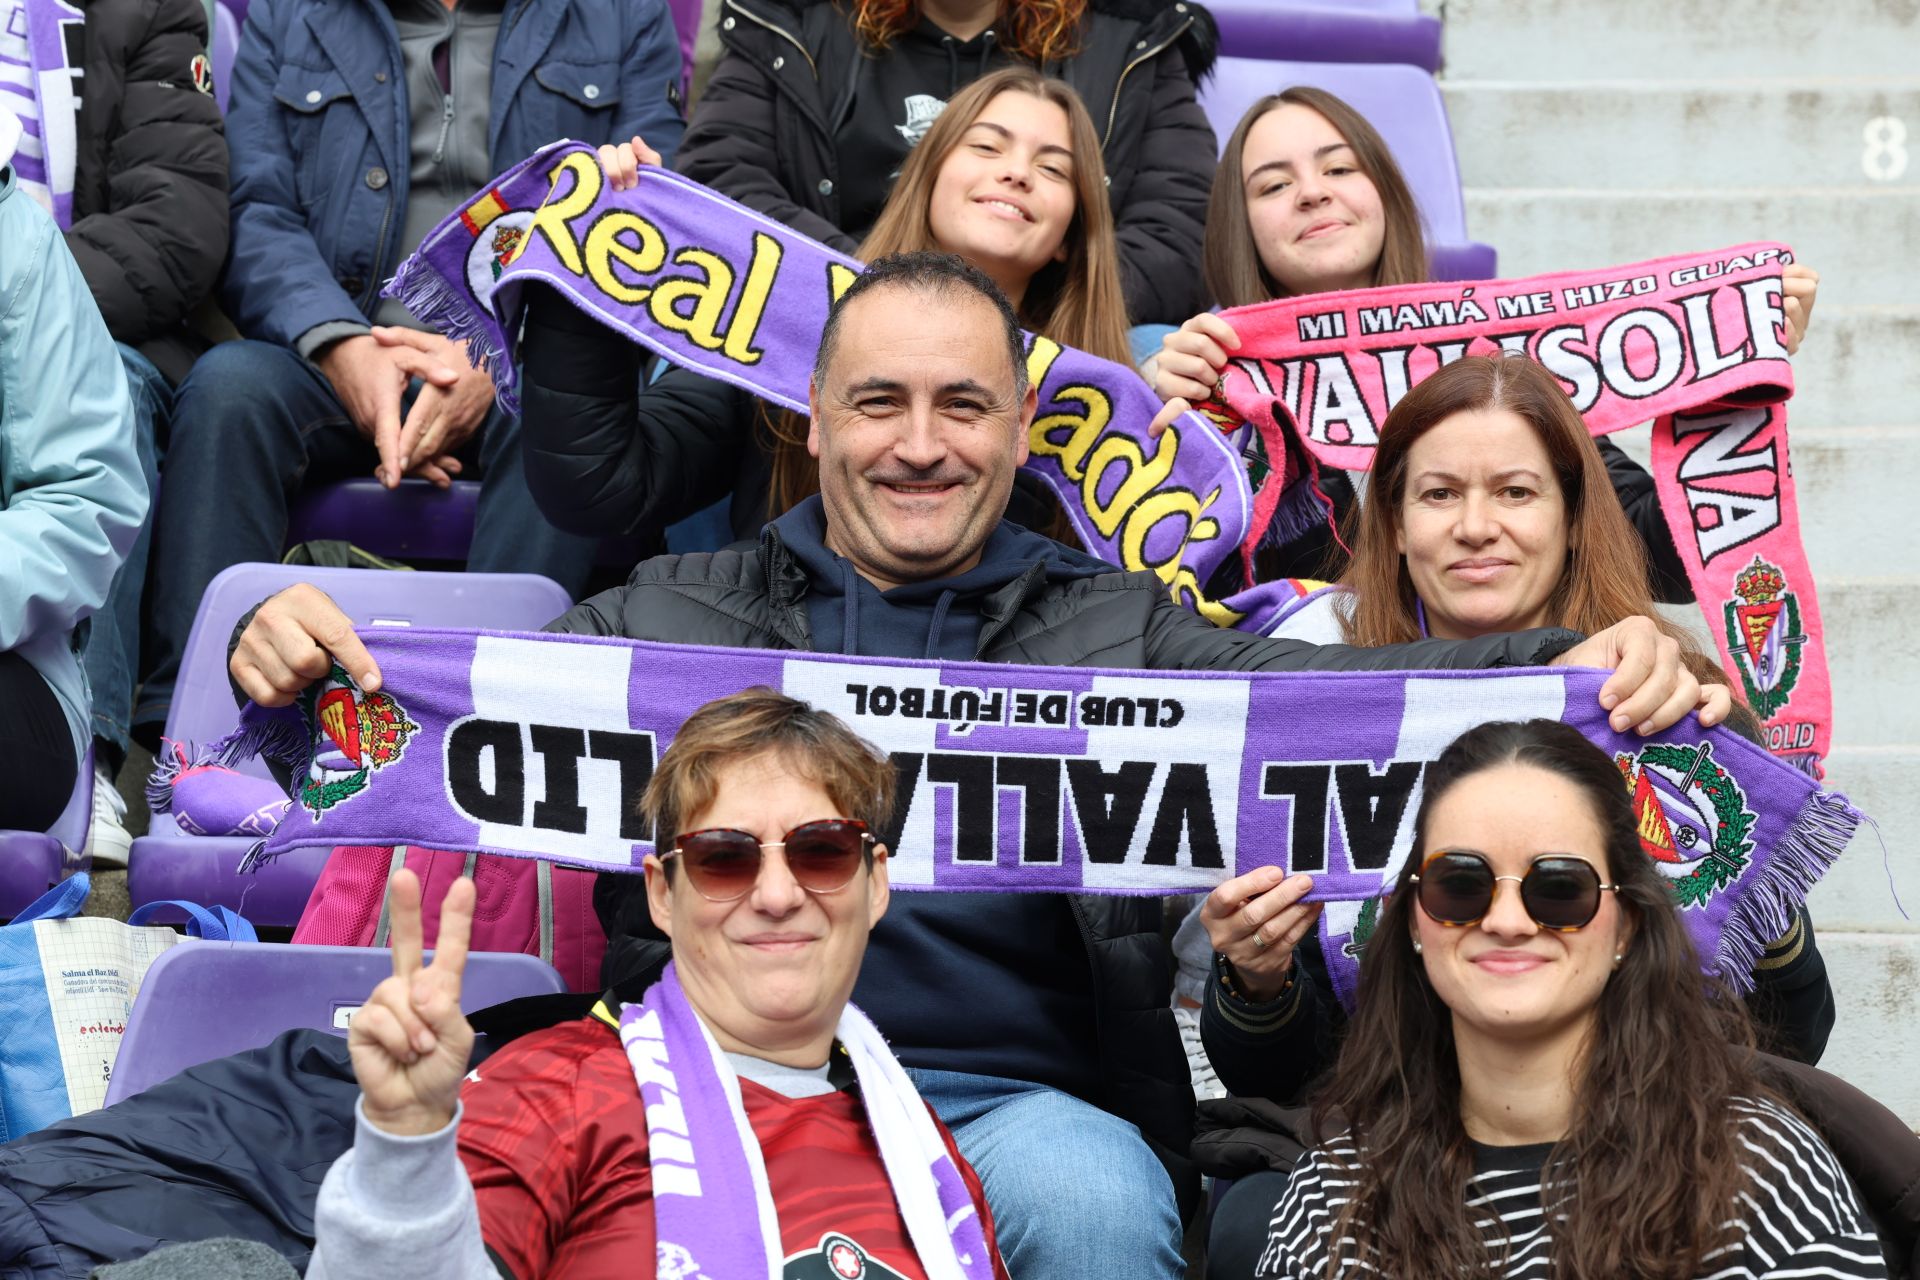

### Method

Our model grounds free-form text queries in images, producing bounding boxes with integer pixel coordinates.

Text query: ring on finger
[1252,926,1269,950]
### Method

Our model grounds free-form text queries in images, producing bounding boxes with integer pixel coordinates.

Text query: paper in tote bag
[0,874,255,1140]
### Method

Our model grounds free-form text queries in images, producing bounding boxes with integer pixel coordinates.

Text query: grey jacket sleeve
[306,1100,502,1280]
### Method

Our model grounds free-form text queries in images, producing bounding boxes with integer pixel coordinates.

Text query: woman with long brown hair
[674,0,1219,325]
[1175,356,1831,1098]
[1234,718,1883,1280]
[515,67,1133,548]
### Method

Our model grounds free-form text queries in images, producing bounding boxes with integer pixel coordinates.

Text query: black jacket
[674,0,1219,326]
[553,522,1581,1215]
[67,0,229,386]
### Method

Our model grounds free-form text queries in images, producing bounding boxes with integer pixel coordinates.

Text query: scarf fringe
[1709,787,1860,994]
[379,264,520,413]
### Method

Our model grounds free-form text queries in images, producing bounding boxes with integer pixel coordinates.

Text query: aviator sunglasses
[664,819,876,902]
[1410,850,1621,932]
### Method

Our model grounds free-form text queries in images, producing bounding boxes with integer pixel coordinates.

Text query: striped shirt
[1255,1097,1887,1279]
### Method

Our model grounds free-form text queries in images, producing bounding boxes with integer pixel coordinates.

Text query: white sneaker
[1174,1003,1227,1102]
[83,761,132,870]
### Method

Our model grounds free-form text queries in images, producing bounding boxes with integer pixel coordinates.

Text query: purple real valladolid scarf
[221,627,1862,1002]
[625,963,993,1280]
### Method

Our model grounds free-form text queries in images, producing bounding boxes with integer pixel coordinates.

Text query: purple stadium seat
[126,563,574,927]
[210,1,238,113]
[287,477,486,564]
[1198,57,1497,283]
[102,941,567,1105]
[287,477,651,567]
[1202,0,1442,70]
[0,745,92,920]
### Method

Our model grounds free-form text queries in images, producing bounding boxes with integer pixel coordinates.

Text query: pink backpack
[293,847,607,993]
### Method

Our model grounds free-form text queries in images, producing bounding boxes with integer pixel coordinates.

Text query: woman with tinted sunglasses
[310,689,1013,1280]
[1217,720,1884,1280]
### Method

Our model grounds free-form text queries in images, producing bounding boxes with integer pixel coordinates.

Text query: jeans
[82,345,167,772]
[904,1067,1186,1280]
[135,339,596,739]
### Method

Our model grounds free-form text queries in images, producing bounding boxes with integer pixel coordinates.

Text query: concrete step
[1438,0,1920,81]
[1462,188,1920,309]
[1608,426,1920,580]
[1791,307,1920,431]
[1808,746,1917,934]
[1811,932,1920,1127]
[1654,575,1914,748]
[1444,80,1920,191]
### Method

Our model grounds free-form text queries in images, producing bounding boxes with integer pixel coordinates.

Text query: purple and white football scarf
[389,146,1830,778]
[1,0,83,226]
[217,627,1861,993]
[623,964,993,1280]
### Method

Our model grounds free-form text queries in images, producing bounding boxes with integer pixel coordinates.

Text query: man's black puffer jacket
[673,0,1220,325]
[552,521,1582,1217]
[68,0,228,385]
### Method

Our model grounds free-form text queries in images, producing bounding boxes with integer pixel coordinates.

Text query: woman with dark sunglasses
[1222,719,1884,1280]
[309,688,1013,1280]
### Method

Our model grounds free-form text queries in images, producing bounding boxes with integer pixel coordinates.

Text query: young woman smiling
[1238,720,1884,1280]
[515,68,1130,549]
[1144,87,1820,598]
[1177,356,1832,1107]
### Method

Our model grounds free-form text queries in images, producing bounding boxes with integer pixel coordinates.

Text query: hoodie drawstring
[924,590,956,659]
[840,561,862,655]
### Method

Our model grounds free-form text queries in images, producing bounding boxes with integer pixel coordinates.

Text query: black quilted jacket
[65,0,228,385]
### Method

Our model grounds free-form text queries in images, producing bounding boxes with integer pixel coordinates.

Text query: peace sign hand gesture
[349,869,477,1137]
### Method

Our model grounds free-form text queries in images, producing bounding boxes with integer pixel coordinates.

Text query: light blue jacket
[0,166,146,777]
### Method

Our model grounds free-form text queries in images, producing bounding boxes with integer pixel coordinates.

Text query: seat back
[150,563,572,836]
[104,941,567,1105]
[1199,58,1473,246]
[1203,0,1442,69]
[0,746,93,919]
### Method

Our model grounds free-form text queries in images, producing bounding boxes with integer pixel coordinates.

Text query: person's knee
[170,341,314,457]
[970,1094,1180,1258]
[1207,1170,1293,1280]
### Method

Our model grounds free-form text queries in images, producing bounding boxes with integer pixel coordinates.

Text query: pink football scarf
[1197,247,1830,776]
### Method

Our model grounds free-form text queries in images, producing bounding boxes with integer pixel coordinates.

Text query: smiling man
[237,252,1726,1280]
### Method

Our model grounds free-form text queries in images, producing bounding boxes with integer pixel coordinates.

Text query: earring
[1612,953,1623,968]
[1412,940,1423,954]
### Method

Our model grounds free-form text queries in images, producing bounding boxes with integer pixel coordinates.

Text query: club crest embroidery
[1340,893,1381,960]
[1722,556,1804,719]
[1615,741,1757,909]
[189,52,213,96]
[784,1233,909,1279]
[300,664,417,815]
[457,187,534,299]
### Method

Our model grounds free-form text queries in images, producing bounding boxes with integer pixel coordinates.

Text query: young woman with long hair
[1174,356,1831,1107]
[1232,718,1883,1280]
[515,68,1133,549]
[1144,87,1820,599]
[674,0,1219,326]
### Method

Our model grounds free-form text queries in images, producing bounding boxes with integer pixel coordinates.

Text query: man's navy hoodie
[776,497,1111,1098]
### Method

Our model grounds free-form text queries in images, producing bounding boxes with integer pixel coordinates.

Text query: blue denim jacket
[223,0,686,349]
